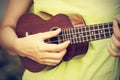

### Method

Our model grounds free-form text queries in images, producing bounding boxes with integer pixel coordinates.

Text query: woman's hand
[15,28,70,66]
[107,18,120,56]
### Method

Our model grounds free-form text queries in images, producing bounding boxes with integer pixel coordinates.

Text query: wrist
[6,39,20,56]
[13,38,25,57]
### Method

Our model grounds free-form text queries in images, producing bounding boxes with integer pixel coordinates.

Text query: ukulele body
[16,13,88,72]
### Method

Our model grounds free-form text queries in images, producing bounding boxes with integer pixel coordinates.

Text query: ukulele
[16,13,120,72]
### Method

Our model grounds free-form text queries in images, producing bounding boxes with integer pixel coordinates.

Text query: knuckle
[51,63,57,66]
[113,54,119,57]
[116,35,120,40]
[58,45,66,51]
[111,51,120,57]
[39,54,46,60]
[54,60,61,65]
[38,45,44,51]
[55,56,62,60]
[59,53,64,58]
[115,43,120,49]
[38,59,45,64]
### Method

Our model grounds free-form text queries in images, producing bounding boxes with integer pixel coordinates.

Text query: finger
[40,58,62,66]
[40,49,67,60]
[115,17,120,23]
[27,52,61,66]
[107,43,120,57]
[37,50,67,66]
[111,34,120,49]
[38,41,70,51]
[113,20,120,41]
[38,28,61,40]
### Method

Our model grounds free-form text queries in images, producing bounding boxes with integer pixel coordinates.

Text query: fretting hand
[107,17,120,56]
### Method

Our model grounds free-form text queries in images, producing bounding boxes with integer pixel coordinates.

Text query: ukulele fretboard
[50,22,119,44]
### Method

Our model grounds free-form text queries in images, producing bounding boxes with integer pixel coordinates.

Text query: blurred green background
[0,0,25,80]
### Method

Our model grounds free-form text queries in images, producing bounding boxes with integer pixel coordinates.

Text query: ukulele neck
[53,22,120,44]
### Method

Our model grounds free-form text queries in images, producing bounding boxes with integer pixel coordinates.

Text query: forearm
[0,0,33,56]
[0,26,19,56]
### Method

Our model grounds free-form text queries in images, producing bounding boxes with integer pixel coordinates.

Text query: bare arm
[0,0,33,55]
[0,0,70,66]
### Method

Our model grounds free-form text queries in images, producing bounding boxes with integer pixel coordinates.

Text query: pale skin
[0,0,120,66]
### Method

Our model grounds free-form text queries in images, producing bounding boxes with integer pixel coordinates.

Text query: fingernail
[57,28,61,31]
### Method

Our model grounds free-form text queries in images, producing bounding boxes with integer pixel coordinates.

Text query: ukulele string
[49,29,113,43]
[49,21,117,43]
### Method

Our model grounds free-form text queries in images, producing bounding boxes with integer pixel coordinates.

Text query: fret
[99,24,105,39]
[67,28,71,41]
[98,24,104,39]
[65,28,69,41]
[89,25,95,41]
[83,27,88,42]
[104,23,109,38]
[71,28,74,44]
[97,24,101,39]
[106,23,111,36]
[95,27,99,34]
[71,28,75,44]
[65,29,68,41]
[110,27,113,35]
[109,22,113,28]
[82,27,86,42]
[77,27,82,43]
[69,28,74,44]
[77,28,81,43]
[87,26,92,41]
[73,27,78,44]
[76,27,81,43]
[104,23,112,38]
[61,29,66,42]
[85,27,89,42]
[59,32,63,43]
[93,25,97,40]
[74,28,79,43]
[81,27,85,42]
[68,28,71,40]
[101,23,106,39]
[104,23,109,28]
[108,22,112,36]
[76,27,80,43]
[64,29,67,41]
[95,34,99,40]
[104,31,111,38]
